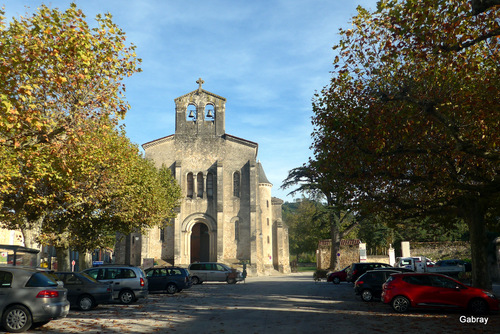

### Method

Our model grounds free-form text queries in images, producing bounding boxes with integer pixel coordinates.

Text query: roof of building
[318,239,361,246]
[257,161,271,185]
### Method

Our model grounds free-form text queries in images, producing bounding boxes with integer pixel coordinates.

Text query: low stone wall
[317,240,360,270]
[366,255,390,264]
[409,241,471,261]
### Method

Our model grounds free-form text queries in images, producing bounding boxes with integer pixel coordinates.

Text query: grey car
[188,262,244,284]
[82,265,148,304]
[55,272,113,310]
[0,267,70,333]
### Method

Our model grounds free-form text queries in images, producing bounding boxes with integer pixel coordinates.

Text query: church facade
[115,80,290,275]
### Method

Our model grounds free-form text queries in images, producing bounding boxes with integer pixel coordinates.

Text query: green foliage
[283,199,330,257]
[311,0,499,288]
[0,4,181,253]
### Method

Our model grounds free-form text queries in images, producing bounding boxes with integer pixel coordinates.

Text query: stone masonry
[115,79,290,276]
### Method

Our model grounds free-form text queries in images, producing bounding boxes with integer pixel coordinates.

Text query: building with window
[115,79,290,275]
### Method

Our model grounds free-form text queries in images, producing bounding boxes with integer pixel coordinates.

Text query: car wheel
[468,298,489,315]
[227,277,236,284]
[166,283,178,294]
[391,296,410,313]
[78,294,95,311]
[2,305,32,333]
[361,289,373,302]
[333,277,340,284]
[119,290,135,304]
[191,276,200,285]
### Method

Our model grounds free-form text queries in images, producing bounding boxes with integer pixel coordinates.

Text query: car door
[428,275,466,308]
[403,275,436,305]
[59,273,83,305]
[146,269,161,291]
[211,264,227,282]
[372,271,389,297]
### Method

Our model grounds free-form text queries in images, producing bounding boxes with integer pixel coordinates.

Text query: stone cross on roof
[196,77,204,93]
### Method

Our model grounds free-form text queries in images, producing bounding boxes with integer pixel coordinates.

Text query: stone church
[115,79,290,275]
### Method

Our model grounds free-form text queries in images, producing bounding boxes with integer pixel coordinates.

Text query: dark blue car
[145,267,192,294]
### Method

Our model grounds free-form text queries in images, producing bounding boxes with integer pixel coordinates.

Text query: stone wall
[407,241,471,261]
[317,240,360,270]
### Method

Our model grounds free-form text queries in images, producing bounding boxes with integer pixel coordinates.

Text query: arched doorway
[191,223,210,263]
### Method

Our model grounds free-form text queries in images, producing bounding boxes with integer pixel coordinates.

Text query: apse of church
[114,79,290,275]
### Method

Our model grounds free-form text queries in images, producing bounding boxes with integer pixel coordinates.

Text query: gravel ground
[20,272,500,334]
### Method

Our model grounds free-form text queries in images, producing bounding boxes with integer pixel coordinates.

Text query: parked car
[0,267,70,333]
[327,265,350,284]
[381,272,499,314]
[346,262,392,282]
[82,265,148,304]
[354,268,413,302]
[188,262,243,284]
[434,259,472,272]
[145,266,192,294]
[55,272,113,310]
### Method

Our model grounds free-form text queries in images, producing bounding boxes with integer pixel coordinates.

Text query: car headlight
[482,291,496,299]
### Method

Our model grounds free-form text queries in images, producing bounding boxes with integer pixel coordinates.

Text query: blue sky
[2,0,379,202]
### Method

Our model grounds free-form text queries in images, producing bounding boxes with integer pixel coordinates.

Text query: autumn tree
[1,3,139,192]
[0,4,182,269]
[312,1,499,288]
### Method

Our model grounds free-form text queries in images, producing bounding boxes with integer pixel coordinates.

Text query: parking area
[34,272,499,334]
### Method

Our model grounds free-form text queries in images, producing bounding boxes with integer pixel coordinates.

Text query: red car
[382,273,499,314]
[327,265,350,284]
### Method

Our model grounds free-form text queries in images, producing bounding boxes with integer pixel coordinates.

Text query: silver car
[188,262,244,284]
[82,265,148,304]
[0,267,70,333]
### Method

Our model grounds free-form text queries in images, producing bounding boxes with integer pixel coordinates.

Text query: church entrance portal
[191,223,210,263]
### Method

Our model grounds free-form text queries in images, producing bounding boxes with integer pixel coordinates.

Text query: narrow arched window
[235,220,239,241]
[197,172,204,198]
[233,172,240,197]
[207,172,213,197]
[187,173,194,198]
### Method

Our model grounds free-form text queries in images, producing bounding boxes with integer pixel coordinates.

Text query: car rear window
[26,272,58,287]
[79,272,99,283]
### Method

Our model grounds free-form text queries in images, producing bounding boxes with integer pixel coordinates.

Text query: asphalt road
[20,272,500,334]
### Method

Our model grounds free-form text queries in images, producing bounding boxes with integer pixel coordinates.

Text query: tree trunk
[22,216,44,249]
[79,251,92,271]
[21,216,44,266]
[330,220,340,270]
[463,199,491,290]
[55,247,70,271]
